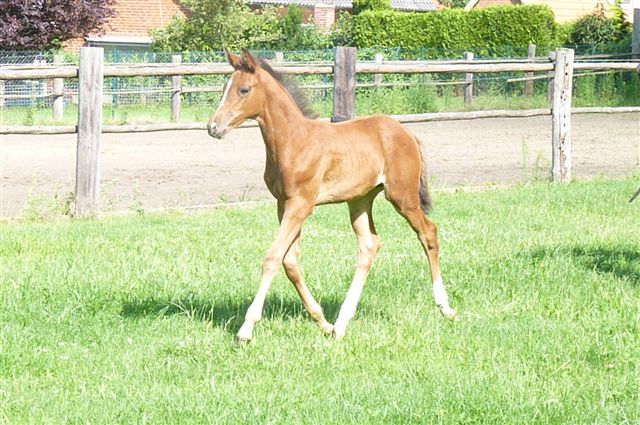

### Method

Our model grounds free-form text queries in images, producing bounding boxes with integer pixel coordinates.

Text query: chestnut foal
[208,50,456,343]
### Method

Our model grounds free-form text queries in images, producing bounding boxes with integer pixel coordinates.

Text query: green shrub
[352,5,557,57]
[352,0,391,15]
[439,0,467,8]
[611,0,631,40]
[330,11,355,47]
[556,22,574,46]
[570,12,616,46]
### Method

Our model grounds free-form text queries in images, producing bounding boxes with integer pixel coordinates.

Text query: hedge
[353,5,557,57]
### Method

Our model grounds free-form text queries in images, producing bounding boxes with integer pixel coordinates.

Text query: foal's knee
[262,255,280,275]
[357,235,380,268]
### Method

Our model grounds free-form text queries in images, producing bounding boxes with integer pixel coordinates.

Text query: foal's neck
[256,74,309,159]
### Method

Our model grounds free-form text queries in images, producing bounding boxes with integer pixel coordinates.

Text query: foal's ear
[226,49,242,70]
[240,49,258,73]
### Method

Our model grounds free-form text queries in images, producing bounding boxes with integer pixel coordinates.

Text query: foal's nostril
[207,121,217,137]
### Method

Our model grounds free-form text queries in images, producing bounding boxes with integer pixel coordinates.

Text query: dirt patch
[1,113,638,217]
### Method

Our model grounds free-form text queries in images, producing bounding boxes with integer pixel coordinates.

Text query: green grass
[1,178,639,424]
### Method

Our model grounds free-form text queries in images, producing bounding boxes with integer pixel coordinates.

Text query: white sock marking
[432,276,450,308]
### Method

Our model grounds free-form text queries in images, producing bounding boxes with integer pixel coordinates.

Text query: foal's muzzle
[207,121,227,139]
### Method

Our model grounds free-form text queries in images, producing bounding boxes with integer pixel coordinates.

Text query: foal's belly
[315,171,382,205]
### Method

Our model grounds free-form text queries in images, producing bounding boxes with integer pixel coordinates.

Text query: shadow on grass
[119,293,345,335]
[529,245,639,285]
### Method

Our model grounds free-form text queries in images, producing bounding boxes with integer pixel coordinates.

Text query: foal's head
[207,49,317,139]
[207,50,267,139]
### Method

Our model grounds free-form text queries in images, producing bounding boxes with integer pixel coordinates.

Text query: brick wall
[64,0,187,51]
[314,4,336,32]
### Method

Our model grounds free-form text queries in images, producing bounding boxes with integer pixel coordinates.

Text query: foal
[208,50,456,342]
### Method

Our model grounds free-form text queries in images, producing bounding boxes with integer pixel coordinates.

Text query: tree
[0,0,116,50]
[151,0,333,52]
[151,0,281,52]
[272,5,330,51]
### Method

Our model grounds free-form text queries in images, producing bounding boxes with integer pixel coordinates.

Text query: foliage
[152,0,333,51]
[271,6,331,51]
[151,0,281,51]
[0,0,115,50]
[570,10,617,47]
[352,5,557,57]
[611,0,631,41]
[555,22,575,46]
[278,5,305,50]
[352,0,391,15]
[330,11,356,47]
[439,0,468,8]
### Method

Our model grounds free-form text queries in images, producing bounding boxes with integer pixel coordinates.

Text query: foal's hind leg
[334,195,381,339]
[283,232,334,335]
[387,194,456,319]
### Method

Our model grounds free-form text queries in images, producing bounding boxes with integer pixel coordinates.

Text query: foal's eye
[239,87,251,97]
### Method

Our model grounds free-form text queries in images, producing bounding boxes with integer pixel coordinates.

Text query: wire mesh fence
[1,44,638,127]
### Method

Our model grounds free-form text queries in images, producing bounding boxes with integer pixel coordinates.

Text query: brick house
[464,0,638,23]
[64,0,188,52]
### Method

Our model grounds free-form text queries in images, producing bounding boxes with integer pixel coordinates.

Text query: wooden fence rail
[2,46,639,216]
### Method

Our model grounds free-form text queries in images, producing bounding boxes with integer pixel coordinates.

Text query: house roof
[247,0,437,11]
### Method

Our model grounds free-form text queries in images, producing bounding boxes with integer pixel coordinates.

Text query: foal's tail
[414,136,432,215]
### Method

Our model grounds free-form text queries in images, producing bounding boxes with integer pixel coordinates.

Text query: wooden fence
[1,47,639,216]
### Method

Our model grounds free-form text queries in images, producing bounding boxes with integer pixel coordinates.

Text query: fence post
[75,47,104,216]
[275,51,284,63]
[633,8,640,59]
[524,44,536,97]
[464,52,474,106]
[547,51,556,105]
[171,54,182,123]
[332,46,356,123]
[551,48,574,183]
[53,54,64,121]
[374,53,383,88]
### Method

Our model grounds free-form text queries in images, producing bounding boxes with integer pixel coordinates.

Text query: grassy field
[1,178,639,424]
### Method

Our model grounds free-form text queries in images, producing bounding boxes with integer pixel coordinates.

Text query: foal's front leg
[236,197,313,343]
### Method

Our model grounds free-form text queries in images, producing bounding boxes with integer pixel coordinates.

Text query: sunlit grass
[1,178,639,423]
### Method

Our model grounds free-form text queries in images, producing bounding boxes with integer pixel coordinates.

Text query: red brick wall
[105,0,187,36]
[64,0,187,51]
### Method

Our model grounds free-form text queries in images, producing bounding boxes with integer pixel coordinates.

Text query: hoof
[235,335,252,345]
[439,306,457,321]
[320,322,334,336]
[332,325,346,340]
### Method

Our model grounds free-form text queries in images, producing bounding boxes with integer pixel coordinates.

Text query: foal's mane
[256,58,319,119]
